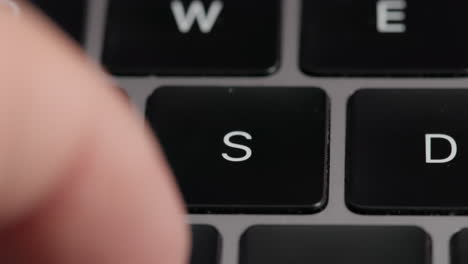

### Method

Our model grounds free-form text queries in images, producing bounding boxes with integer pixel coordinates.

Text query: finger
[0,3,189,263]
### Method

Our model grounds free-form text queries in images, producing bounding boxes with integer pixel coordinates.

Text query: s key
[301,0,468,76]
[146,87,329,214]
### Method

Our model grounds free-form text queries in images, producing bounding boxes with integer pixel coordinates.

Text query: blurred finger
[0,3,189,263]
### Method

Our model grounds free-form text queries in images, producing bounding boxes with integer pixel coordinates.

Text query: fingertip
[0,3,189,263]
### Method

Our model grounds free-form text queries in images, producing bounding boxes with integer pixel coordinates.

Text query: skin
[0,2,189,263]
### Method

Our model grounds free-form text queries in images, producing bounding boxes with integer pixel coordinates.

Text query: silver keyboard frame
[85,1,468,263]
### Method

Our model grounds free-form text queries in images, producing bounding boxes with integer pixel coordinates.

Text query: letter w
[171,1,223,33]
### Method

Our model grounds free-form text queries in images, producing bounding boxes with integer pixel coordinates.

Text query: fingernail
[0,0,21,17]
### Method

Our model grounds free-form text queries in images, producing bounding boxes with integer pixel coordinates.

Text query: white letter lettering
[171,0,223,33]
[425,134,457,164]
[377,0,406,33]
[222,131,252,162]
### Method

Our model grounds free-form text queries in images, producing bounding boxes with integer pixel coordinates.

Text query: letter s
[222,131,252,162]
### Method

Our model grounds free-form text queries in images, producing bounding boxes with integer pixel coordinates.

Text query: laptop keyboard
[32,0,468,263]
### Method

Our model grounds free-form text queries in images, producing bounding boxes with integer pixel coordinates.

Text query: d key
[347,89,468,214]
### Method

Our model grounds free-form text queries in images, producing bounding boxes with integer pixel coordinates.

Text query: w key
[146,87,328,214]
[104,0,280,76]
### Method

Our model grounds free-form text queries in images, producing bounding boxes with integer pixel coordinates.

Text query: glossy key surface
[103,0,280,76]
[347,89,468,214]
[301,0,468,76]
[240,225,431,264]
[451,229,468,264]
[146,87,328,214]
[191,225,220,264]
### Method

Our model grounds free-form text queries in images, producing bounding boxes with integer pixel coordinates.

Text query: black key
[452,229,468,264]
[31,0,87,43]
[301,0,468,76]
[240,225,431,264]
[347,89,468,214]
[451,229,468,264]
[146,87,328,214]
[191,225,221,264]
[103,0,280,76]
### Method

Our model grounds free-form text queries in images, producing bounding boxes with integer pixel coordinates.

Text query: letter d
[425,134,457,164]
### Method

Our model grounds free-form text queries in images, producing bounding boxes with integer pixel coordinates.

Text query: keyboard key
[301,0,468,76]
[451,229,468,264]
[103,0,279,75]
[191,225,221,264]
[103,0,280,76]
[146,87,328,213]
[347,89,468,214]
[31,0,87,43]
[240,225,430,264]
